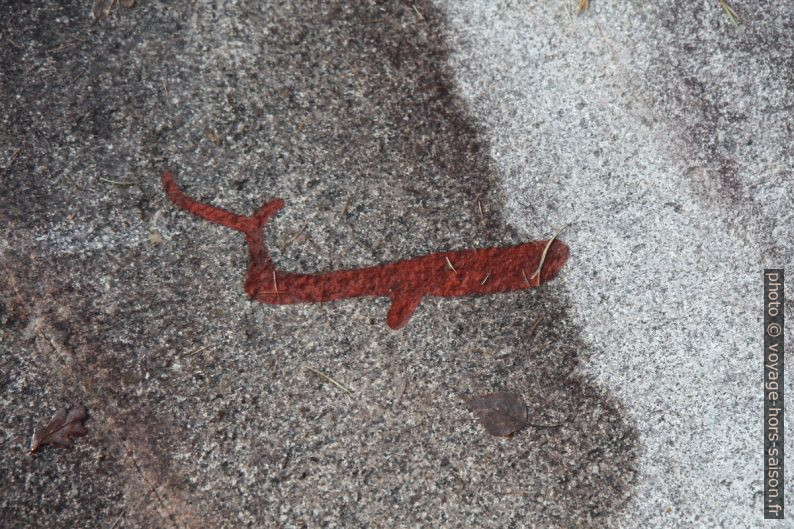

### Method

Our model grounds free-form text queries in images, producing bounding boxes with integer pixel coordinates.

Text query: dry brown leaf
[30,405,89,453]
[464,392,528,437]
[92,0,114,20]
[93,0,135,21]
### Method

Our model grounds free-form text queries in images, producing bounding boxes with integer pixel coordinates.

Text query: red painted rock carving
[162,171,569,329]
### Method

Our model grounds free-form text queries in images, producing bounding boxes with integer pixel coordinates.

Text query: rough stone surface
[439,1,793,527]
[2,2,637,528]
[0,1,787,528]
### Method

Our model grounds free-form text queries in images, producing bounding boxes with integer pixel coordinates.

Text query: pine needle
[719,0,740,26]
[99,177,138,187]
[304,366,354,398]
[529,224,569,285]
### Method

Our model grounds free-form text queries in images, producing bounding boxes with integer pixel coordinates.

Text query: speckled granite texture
[439,1,792,527]
[1,1,789,528]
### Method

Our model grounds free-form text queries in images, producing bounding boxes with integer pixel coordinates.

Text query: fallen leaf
[30,405,89,453]
[92,0,114,20]
[464,392,527,437]
[93,0,135,21]
[149,229,164,244]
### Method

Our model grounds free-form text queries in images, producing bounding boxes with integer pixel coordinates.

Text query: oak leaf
[30,405,89,453]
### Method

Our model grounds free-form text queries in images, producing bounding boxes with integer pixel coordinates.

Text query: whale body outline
[162,171,569,329]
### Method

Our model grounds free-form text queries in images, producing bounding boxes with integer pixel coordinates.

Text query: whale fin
[387,292,424,330]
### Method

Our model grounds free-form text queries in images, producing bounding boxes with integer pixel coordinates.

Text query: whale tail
[162,171,284,294]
